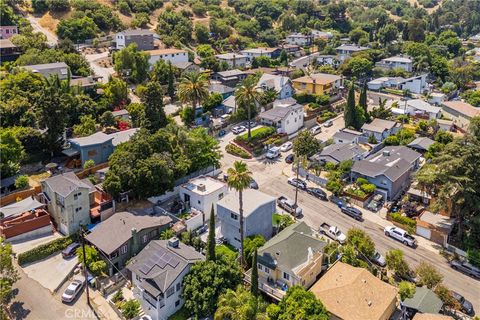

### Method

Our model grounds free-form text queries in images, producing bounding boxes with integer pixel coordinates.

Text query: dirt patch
[38,12,59,32]
[116,199,153,212]
[96,57,113,68]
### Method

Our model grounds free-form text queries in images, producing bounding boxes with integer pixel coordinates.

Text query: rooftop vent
[383,150,390,157]
[168,237,180,248]
[197,183,206,192]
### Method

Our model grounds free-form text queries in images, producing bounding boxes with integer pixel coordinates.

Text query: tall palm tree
[214,286,268,320]
[177,71,209,115]
[235,76,262,140]
[227,161,252,267]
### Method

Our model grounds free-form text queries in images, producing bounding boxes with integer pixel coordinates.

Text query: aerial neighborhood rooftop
[1,1,479,320]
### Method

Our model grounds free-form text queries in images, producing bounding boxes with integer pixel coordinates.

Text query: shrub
[112,289,124,303]
[326,179,343,195]
[317,111,336,123]
[235,126,275,143]
[225,143,251,159]
[356,177,369,186]
[345,187,366,198]
[14,175,29,189]
[18,235,78,265]
[84,159,95,169]
[390,213,417,230]
[121,299,141,319]
[316,94,330,106]
[360,183,376,194]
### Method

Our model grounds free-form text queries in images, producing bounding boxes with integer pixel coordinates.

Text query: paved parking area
[11,232,62,255]
[22,253,78,293]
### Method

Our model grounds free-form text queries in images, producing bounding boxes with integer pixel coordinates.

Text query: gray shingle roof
[85,212,172,255]
[23,62,69,71]
[403,287,443,314]
[118,29,154,36]
[408,137,435,151]
[209,83,235,94]
[110,128,139,146]
[352,146,421,182]
[336,44,369,51]
[361,118,398,133]
[333,130,362,142]
[313,143,366,164]
[258,221,327,272]
[259,104,303,122]
[127,240,204,297]
[70,132,113,147]
[217,189,275,218]
[42,172,91,197]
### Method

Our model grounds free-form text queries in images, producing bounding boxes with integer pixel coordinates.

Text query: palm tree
[235,76,262,140]
[214,286,268,320]
[177,71,209,116]
[227,161,252,267]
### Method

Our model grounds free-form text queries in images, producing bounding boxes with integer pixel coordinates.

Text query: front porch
[244,269,287,301]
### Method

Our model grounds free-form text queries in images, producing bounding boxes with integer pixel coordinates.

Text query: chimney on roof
[197,183,206,192]
[383,150,390,157]
[168,237,179,248]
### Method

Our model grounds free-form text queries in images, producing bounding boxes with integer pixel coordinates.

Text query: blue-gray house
[65,129,138,166]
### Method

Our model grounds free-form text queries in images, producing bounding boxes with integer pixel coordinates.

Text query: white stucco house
[258,98,304,135]
[256,73,294,100]
[286,33,313,46]
[361,118,401,142]
[147,49,188,67]
[335,44,369,61]
[179,176,228,219]
[215,53,248,69]
[240,47,281,61]
[405,99,442,119]
[375,55,413,72]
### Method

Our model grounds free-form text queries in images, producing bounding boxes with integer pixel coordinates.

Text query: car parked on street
[287,177,307,190]
[245,121,257,129]
[62,243,80,259]
[450,260,480,279]
[372,251,386,267]
[250,179,258,189]
[310,125,322,135]
[277,196,302,217]
[384,226,417,248]
[280,141,293,152]
[61,278,85,303]
[285,154,294,163]
[266,147,281,159]
[451,291,475,316]
[232,126,246,134]
[319,222,346,244]
[307,187,327,200]
[340,205,363,221]
[323,120,333,127]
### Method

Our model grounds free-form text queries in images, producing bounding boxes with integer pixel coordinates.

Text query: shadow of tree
[9,301,31,320]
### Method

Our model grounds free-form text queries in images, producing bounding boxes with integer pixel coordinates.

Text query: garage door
[416,226,431,239]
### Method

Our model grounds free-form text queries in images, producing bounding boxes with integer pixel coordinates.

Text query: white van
[266,147,281,159]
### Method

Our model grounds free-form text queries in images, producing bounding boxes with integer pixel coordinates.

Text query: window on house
[110,251,119,258]
[166,286,175,298]
[283,272,290,280]
[175,300,180,307]
[176,282,181,292]
[218,193,224,200]
[230,213,238,220]
[198,200,201,204]
[258,264,262,271]
[264,267,270,274]
[120,244,127,255]
[142,234,148,243]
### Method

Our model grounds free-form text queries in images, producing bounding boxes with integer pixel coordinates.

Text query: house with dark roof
[23,62,70,80]
[115,29,155,50]
[217,189,275,249]
[0,38,19,62]
[258,99,304,135]
[252,222,327,301]
[86,211,172,275]
[310,142,369,165]
[128,239,204,320]
[351,146,421,200]
[361,118,401,142]
[211,69,248,87]
[403,287,444,317]
[407,137,435,153]
[209,82,235,99]
[332,128,363,144]
[40,172,92,235]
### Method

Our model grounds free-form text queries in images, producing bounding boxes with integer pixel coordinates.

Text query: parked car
[250,179,258,189]
[277,196,302,217]
[307,187,327,200]
[450,260,480,279]
[139,316,153,320]
[287,177,307,190]
[285,154,294,163]
[367,194,383,212]
[451,291,475,316]
[372,251,386,267]
[384,226,417,248]
[280,141,293,152]
[62,243,80,259]
[61,278,85,303]
[395,270,419,284]
[323,120,333,127]
[246,121,257,128]
[232,126,246,134]
[319,222,346,244]
[340,205,363,221]
[266,147,281,159]
[310,125,322,135]
[329,195,347,208]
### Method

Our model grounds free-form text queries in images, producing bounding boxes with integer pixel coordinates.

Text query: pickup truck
[277,196,302,217]
[319,222,346,244]
[384,226,417,248]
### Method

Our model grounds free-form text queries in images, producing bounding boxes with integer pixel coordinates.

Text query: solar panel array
[139,248,180,275]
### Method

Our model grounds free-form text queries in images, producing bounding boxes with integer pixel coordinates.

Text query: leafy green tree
[344,82,356,129]
[203,93,223,113]
[206,205,216,262]
[195,24,210,44]
[0,129,25,178]
[0,238,19,310]
[430,54,449,82]
[341,244,368,268]
[84,159,95,169]
[156,8,193,43]
[359,81,370,123]
[14,175,29,189]
[279,50,288,65]
[293,130,322,158]
[167,61,175,100]
[113,44,149,84]
[244,235,265,268]
[214,285,267,320]
[341,57,373,78]
[398,281,416,301]
[415,262,443,289]
[127,103,145,128]
[183,260,242,318]
[251,251,259,298]
[378,24,398,46]
[227,161,253,267]
[346,228,375,259]
[121,299,141,319]
[76,245,107,276]
[434,284,459,309]
[267,286,329,320]
[235,76,262,140]
[100,111,116,128]
[73,115,97,137]
[406,18,425,42]
[140,81,167,133]
[178,72,209,122]
[385,249,410,278]
[57,16,99,42]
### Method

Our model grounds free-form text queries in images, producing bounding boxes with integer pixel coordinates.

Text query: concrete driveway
[11,233,62,255]
[84,51,114,83]
[22,253,78,293]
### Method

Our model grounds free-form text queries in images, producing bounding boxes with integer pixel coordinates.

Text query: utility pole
[294,152,300,207]
[80,229,91,306]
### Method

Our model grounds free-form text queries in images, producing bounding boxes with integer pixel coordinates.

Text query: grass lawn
[216,243,238,261]
[168,306,191,320]
[273,213,283,227]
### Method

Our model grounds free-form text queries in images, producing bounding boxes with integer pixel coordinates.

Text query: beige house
[441,101,480,132]
[310,261,398,320]
[253,222,327,300]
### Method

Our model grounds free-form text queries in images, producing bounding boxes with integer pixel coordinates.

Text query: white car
[310,125,322,135]
[232,126,246,134]
[61,278,84,303]
[323,120,333,127]
[280,141,293,152]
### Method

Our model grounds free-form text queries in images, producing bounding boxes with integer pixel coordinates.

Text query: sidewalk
[90,290,122,320]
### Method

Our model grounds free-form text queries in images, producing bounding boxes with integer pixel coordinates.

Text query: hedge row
[226,143,251,159]
[235,126,276,143]
[17,234,78,266]
[390,213,417,229]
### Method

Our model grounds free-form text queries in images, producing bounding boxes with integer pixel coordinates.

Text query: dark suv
[451,291,475,316]
[340,205,363,221]
[450,260,480,279]
[307,188,327,200]
[62,242,80,259]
